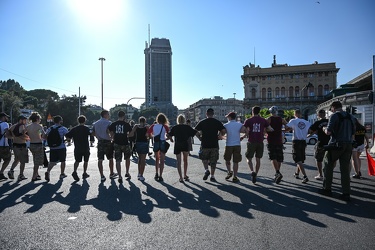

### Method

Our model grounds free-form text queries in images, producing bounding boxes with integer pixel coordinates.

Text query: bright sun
[67,0,124,26]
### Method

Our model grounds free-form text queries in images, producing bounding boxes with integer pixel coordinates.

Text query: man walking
[286,109,311,184]
[0,112,12,181]
[195,108,226,182]
[319,101,356,201]
[92,110,116,182]
[108,110,132,184]
[65,115,92,181]
[45,115,69,182]
[309,109,330,180]
[222,112,247,182]
[243,106,273,184]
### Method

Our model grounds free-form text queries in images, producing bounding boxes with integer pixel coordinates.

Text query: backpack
[47,126,62,147]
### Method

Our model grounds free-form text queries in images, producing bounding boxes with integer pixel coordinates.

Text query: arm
[128,125,137,138]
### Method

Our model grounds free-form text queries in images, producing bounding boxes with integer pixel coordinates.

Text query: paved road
[1,140,374,250]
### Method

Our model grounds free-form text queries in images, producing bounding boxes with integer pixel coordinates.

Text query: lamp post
[126,97,145,120]
[300,82,314,116]
[98,57,106,109]
[233,92,236,112]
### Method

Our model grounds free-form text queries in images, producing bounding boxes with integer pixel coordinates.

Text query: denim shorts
[136,142,149,154]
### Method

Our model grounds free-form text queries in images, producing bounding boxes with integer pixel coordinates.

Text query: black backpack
[47,126,62,147]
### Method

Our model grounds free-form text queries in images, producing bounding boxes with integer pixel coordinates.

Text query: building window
[281,87,285,97]
[318,72,322,77]
[289,86,294,97]
[304,73,308,78]
[309,85,314,96]
[289,74,294,79]
[262,88,266,100]
[262,76,266,80]
[251,88,256,99]
[267,88,272,99]
[295,86,300,97]
[324,84,330,95]
[318,85,323,96]
[308,73,314,78]
[275,87,280,98]
[252,76,256,81]
[325,72,329,76]
[295,74,300,79]
[267,76,271,80]
[276,75,280,80]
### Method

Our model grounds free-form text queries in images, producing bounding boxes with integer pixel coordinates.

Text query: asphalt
[0,140,375,250]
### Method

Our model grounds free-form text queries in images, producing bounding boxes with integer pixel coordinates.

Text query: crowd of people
[0,100,370,201]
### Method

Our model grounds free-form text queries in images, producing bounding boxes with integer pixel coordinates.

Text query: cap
[206,108,214,113]
[17,115,27,120]
[225,112,236,119]
[0,112,10,118]
[269,106,278,114]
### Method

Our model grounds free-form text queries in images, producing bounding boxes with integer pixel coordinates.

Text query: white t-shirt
[224,120,243,146]
[0,121,9,147]
[287,118,311,141]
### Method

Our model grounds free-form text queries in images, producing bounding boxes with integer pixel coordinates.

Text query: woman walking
[168,115,197,182]
[148,113,170,182]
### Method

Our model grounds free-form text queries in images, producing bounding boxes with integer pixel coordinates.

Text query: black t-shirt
[108,120,132,145]
[135,126,148,143]
[355,123,366,146]
[65,125,91,150]
[309,118,330,146]
[195,117,225,148]
[169,124,197,145]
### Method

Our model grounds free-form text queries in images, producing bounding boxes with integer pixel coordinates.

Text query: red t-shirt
[244,116,269,143]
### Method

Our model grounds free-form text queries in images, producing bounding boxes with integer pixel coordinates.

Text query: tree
[138,107,159,124]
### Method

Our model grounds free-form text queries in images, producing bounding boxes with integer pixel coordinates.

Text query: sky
[1,0,374,110]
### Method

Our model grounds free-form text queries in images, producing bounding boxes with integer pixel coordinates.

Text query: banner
[366,150,375,176]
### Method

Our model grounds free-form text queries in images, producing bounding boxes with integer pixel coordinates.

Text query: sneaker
[0,173,8,181]
[203,170,210,180]
[314,175,323,180]
[210,176,217,182]
[109,173,118,179]
[274,173,283,184]
[158,176,164,182]
[82,173,90,179]
[118,177,123,184]
[251,172,257,184]
[60,173,67,179]
[225,171,233,180]
[148,152,153,156]
[7,170,14,179]
[45,172,50,182]
[36,175,41,180]
[358,171,362,177]
[154,173,159,181]
[72,171,80,181]
[138,176,145,181]
[101,176,106,182]
[232,176,239,183]
[352,174,361,179]
[339,193,351,202]
[318,188,332,197]
[125,173,131,180]
[293,172,300,179]
[302,176,309,184]
[17,174,27,181]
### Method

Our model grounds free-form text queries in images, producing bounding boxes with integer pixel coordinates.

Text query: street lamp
[126,97,145,120]
[98,57,106,110]
[300,82,314,115]
[233,92,236,112]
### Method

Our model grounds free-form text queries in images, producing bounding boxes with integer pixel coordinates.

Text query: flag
[366,150,375,176]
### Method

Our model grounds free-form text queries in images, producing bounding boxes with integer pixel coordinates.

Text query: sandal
[184,176,190,181]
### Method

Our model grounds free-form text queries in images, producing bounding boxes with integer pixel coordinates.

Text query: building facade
[241,56,339,119]
[144,38,177,120]
[185,96,244,124]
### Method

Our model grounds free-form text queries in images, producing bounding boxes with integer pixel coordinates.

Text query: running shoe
[60,173,67,179]
[72,171,80,181]
[7,170,14,179]
[138,176,145,181]
[45,172,50,182]
[274,173,283,184]
[17,174,27,181]
[352,174,361,179]
[232,176,239,183]
[302,176,309,184]
[210,176,217,182]
[82,173,90,179]
[251,172,257,184]
[154,173,159,181]
[109,173,118,179]
[203,170,210,180]
[314,175,323,180]
[118,177,123,184]
[101,176,106,182]
[0,173,8,181]
[293,173,300,179]
[125,173,131,180]
[225,171,233,180]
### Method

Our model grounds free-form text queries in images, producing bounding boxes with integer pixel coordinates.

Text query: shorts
[199,147,219,164]
[223,145,242,163]
[267,144,284,162]
[97,140,114,160]
[29,143,44,166]
[174,140,189,155]
[13,146,29,164]
[352,144,365,153]
[153,140,168,153]
[0,147,11,162]
[292,140,306,163]
[245,142,264,159]
[314,144,326,162]
[50,148,67,163]
[114,144,131,162]
[74,149,90,162]
[136,142,149,155]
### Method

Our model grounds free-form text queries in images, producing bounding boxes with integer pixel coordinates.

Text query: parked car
[283,132,318,145]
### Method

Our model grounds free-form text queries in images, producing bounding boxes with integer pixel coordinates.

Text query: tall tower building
[144,38,177,120]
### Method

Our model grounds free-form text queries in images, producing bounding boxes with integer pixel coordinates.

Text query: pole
[126,97,145,120]
[78,87,81,116]
[233,93,236,112]
[98,57,106,109]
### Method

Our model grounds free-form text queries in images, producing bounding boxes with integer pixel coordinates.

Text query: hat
[269,106,278,114]
[0,112,10,118]
[17,115,27,120]
[226,112,236,119]
[206,108,214,113]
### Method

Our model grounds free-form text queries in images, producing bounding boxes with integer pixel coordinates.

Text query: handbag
[164,141,170,153]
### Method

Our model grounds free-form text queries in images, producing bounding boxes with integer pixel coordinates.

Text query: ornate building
[241,56,339,119]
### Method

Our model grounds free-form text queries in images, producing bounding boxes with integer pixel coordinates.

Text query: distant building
[144,38,177,121]
[241,55,339,119]
[185,96,244,123]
